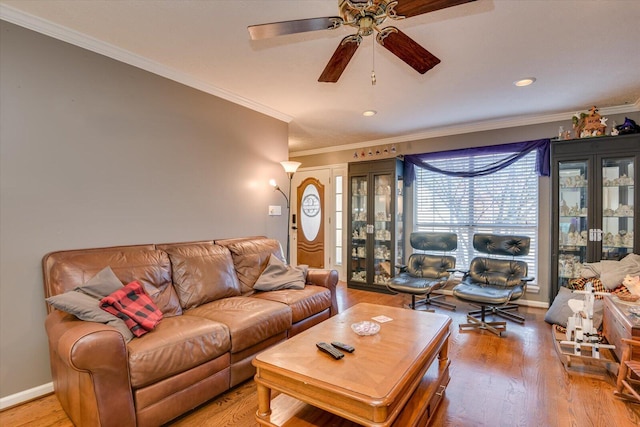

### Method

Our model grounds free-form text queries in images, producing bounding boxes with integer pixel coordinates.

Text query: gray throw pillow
[544,286,604,329]
[46,266,134,342]
[253,254,308,291]
[74,266,124,298]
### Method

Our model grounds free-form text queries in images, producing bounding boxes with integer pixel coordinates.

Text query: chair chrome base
[459,302,525,337]
[459,315,506,336]
[407,293,456,311]
[468,303,525,324]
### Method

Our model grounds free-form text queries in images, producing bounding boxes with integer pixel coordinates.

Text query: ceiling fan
[248,0,476,83]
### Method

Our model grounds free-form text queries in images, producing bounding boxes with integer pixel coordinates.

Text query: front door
[297,177,325,268]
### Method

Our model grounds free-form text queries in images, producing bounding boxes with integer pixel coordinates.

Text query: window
[335,175,343,266]
[414,151,538,279]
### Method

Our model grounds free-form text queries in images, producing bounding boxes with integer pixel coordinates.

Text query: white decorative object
[560,283,615,358]
[351,321,380,336]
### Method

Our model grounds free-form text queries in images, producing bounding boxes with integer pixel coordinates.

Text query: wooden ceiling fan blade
[377,27,440,74]
[318,36,361,83]
[393,0,476,18]
[248,17,342,40]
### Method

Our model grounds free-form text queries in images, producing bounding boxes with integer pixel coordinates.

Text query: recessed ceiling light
[514,77,536,87]
[363,110,377,117]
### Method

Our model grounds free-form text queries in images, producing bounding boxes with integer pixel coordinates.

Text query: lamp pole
[285,173,293,264]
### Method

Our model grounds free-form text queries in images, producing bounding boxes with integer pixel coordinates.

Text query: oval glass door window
[301,184,321,241]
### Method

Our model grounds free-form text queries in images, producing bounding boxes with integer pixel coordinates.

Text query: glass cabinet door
[350,175,367,283]
[373,173,392,285]
[557,160,589,288]
[601,157,635,259]
[556,156,635,288]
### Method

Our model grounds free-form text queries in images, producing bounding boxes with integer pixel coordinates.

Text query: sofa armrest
[45,310,136,427]
[306,269,339,316]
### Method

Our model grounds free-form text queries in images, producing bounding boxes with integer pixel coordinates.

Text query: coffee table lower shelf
[256,360,450,427]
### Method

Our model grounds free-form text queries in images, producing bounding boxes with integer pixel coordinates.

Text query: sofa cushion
[45,246,183,317]
[127,315,230,389]
[184,296,291,353]
[254,254,307,291]
[220,238,284,294]
[251,285,332,323]
[158,243,241,309]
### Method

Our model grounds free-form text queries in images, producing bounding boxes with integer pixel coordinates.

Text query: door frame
[290,164,347,279]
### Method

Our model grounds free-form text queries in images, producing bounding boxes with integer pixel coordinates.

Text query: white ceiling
[2,0,640,155]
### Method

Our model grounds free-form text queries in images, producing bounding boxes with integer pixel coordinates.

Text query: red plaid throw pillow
[100,281,162,337]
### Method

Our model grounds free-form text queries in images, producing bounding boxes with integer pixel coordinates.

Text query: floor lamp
[269,161,301,264]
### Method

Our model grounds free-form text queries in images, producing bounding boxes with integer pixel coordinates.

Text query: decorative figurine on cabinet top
[615,117,640,135]
[572,111,588,139]
[576,106,607,138]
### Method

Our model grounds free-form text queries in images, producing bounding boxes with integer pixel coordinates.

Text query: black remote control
[316,342,344,359]
[331,341,355,353]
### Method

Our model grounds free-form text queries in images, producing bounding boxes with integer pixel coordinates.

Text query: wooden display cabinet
[550,134,640,303]
[347,158,404,293]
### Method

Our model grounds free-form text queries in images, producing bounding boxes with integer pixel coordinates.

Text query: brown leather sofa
[43,236,339,427]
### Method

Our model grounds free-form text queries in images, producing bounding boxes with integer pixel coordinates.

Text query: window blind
[414,151,538,278]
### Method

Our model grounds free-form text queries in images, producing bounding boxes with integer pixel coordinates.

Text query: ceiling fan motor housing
[339,0,392,36]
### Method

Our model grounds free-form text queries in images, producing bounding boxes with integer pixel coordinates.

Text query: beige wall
[293,113,640,305]
[0,21,289,398]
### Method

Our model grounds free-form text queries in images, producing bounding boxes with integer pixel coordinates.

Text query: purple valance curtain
[403,138,550,185]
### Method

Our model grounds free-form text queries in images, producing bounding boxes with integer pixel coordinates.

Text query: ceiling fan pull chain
[371,38,377,85]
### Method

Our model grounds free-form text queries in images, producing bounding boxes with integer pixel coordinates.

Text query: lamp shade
[280,161,301,174]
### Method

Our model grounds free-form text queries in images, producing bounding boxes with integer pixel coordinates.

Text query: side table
[603,296,640,362]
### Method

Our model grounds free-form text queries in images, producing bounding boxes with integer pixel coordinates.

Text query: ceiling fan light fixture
[363,110,377,117]
[514,77,536,87]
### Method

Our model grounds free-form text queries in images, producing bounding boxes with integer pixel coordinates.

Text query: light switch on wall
[268,205,282,216]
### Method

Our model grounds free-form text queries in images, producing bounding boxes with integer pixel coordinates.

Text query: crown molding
[0,4,293,124]
[291,102,640,157]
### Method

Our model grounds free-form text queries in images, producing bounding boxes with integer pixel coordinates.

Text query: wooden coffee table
[253,303,452,426]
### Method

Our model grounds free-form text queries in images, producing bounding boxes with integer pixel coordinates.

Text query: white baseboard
[0,382,53,410]
[516,299,549,309]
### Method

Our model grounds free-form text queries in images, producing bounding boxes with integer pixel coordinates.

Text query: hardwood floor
[2,282,639,427]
